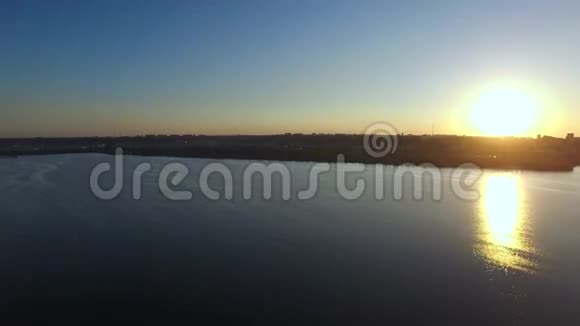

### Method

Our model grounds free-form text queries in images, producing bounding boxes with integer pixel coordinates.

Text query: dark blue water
[1,154,579,323]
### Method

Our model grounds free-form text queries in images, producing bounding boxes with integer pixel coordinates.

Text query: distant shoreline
[7,151,579,175]
[2,134,579,172]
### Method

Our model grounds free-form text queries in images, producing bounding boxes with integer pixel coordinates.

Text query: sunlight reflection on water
[476,174,538,273]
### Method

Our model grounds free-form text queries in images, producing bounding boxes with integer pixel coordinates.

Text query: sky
[1,0,579,137]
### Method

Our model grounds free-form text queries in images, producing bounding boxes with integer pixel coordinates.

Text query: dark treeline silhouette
[1,134,579,171]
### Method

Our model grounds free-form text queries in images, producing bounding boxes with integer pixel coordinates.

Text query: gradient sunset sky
[1,0,579,137]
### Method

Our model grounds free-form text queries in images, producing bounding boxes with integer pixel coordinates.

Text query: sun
[472,87,537,136]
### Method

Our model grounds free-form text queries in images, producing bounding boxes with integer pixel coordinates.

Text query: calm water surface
[1,154,579,323]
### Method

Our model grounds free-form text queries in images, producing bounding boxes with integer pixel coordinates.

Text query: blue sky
[1,0,579,137]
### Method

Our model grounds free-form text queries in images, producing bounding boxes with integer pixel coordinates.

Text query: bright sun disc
[472,88,537,136]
